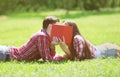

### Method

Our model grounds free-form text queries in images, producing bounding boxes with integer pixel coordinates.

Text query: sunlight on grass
[0,58,120,77]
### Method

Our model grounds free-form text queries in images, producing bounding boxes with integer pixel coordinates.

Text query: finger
[53,37,58,43]
[59,38,62,42]
[62,36,65,42]
[56,37,59,43]
[54,37,58,42]
[53,36,56,40]
[57,37,60,42]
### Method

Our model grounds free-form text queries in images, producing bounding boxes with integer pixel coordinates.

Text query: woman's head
[63,20,81,37]
[63,20,93,60]
[43,16,59,29]
[62,20,81,59]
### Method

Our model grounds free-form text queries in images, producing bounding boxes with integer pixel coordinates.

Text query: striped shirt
[73,35,97,58]
[9,29,56,61]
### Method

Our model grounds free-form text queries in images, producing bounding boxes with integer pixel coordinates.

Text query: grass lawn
[0,10,120,77]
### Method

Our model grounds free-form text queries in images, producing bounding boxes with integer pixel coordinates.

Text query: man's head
[43,16,59,29]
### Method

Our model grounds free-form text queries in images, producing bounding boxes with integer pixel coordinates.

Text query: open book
[50,24,73,45]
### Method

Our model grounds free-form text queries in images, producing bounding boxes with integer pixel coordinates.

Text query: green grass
[0,10,120,77]
[0,58,120,77]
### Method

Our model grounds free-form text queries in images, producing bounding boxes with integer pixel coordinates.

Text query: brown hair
[63,20,93,60]
[43,16,59,29]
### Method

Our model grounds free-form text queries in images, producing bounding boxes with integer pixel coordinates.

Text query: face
[46,21,60,36]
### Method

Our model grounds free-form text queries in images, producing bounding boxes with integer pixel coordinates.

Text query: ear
[46,24,52,36]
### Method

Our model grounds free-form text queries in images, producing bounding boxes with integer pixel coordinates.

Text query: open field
[0,11,120,77]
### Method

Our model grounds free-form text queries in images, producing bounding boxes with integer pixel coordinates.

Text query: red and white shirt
[9,29,63,61]
[73,35,98,58]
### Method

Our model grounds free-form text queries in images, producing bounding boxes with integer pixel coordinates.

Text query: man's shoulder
[33,30,47,37]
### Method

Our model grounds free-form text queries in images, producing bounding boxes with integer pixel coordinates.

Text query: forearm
[60,44,71,57]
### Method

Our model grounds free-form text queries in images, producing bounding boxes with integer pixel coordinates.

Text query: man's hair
[43,16,59,29]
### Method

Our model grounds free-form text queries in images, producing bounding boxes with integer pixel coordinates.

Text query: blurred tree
[0,0,120,15]
[17,0,25,5]
[0,0,17,14]
[62,0,76,14]
[82,0,100,10]
[111,0,120,7]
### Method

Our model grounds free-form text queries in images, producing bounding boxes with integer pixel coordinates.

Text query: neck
[46,28,50,36]
[46,25,52,36]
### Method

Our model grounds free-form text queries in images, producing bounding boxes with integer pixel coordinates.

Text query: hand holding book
[50,24,73,57]
[59,36,71,56]
[51,37,60,45]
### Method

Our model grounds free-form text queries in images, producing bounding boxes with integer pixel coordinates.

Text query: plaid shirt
[73,35,96,58]
[9,29,57,61]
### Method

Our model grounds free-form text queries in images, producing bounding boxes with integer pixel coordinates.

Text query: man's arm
[37,35,54,61]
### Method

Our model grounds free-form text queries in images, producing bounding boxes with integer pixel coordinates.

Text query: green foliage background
[0,0,120,14]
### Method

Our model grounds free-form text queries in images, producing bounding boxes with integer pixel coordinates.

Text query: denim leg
[0,50,6,61]
[0,46,9,61]
[101,49,118,57]
[97,43,119,58]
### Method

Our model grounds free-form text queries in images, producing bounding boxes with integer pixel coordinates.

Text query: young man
[0,16,64,62]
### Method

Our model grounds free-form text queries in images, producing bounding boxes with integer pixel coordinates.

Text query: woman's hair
[63,20,93,60]
[43,16,59,29]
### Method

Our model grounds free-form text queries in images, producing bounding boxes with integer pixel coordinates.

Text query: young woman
[59,20,120,60]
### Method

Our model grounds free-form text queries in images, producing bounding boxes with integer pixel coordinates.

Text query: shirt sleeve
[37,35,53,62]
[73,36,84,58]
[50,50,56,58]
[53,54,68,61]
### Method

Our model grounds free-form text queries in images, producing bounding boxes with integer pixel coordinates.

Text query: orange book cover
[50,24,73,45]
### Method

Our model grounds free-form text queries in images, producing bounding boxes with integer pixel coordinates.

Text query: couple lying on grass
[0,16,120,62]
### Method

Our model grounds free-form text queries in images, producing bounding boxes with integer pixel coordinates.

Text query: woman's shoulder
[74,35,83,39]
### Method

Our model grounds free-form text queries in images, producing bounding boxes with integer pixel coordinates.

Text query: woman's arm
[50,37,70,61]
[59,37,71,57]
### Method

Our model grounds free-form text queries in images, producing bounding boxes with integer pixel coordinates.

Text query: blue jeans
[96,43,120,58]
[101,49,118,57]
[0,46,10,61]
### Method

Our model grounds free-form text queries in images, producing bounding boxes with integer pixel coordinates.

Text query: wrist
[50,44,55,51]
